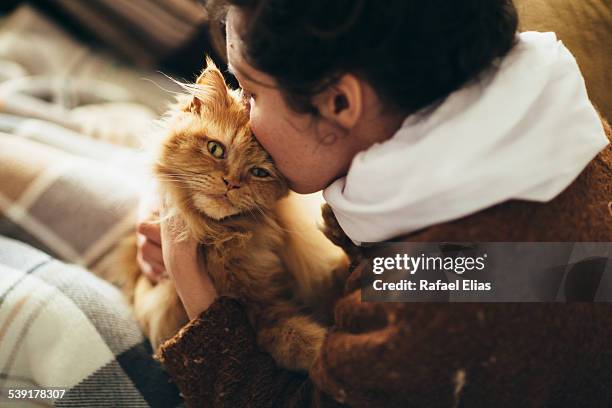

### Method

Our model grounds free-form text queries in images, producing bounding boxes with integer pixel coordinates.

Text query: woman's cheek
[249,108,262,141]
[249,110,273,152]
[250,113,291,174]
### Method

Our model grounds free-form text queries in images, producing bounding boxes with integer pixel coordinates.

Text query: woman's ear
[185,56,231,114]
[314,74,364,131]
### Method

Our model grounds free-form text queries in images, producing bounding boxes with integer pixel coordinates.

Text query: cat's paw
[258,315,326,372]
[320,203,347,246]
[321,203,360,261]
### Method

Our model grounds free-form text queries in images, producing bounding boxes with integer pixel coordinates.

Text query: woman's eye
[207,141,225,159]
[250,167,269,177]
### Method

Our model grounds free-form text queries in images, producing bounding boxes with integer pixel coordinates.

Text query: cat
[106,58,348,372]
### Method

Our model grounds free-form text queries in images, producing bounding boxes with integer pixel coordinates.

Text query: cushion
[516,0,612,119]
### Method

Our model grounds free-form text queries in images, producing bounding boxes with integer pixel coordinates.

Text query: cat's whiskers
[155,165,203,176]
[157,171,201,178]
[255,205,283,230]
[240,196,278,227]
[156,175,215,190]
[156,176,192,182]
[235,196,257,219]
[157,178,296,232]
[250,196,303,235]
[157,169,228,195]
[155,177,197,186]
[242,204,258,221]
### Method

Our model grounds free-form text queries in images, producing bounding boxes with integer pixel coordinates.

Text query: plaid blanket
[0,7,190,404]
[0,236,183,407]
[0,134,144,273]
[0,134,183,406]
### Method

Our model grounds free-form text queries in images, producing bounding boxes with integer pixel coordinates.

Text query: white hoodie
[323,32,609,245]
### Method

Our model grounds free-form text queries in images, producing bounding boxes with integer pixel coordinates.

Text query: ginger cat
[110,58,347,372]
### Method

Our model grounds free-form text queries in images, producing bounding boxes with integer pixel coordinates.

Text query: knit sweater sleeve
[155,296,337,407]
[154,261,481,407]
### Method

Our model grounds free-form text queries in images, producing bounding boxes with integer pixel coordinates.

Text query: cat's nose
[223,177,240,190]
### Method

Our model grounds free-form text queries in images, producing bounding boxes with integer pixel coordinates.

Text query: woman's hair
[208,0,519,116]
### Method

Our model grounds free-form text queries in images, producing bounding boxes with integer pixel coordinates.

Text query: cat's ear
[185,56,230,114]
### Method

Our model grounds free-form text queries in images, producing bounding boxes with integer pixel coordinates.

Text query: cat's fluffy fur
[109,59,347,372]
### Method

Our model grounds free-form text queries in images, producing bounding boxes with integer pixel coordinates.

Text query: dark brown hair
[208,0,518,117]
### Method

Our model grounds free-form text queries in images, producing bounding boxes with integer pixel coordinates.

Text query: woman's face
[225,9,357,194]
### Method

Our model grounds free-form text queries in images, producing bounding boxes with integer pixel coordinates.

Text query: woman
[137,0,612,406]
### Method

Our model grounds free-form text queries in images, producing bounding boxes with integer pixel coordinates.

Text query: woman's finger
[148,263,168,282]
[151,265,168,280]
[137,221,161,245]
[141,239,165,265]
[137,251,167,283]
[143,258,166,277]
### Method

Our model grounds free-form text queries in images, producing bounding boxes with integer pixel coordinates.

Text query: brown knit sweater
[156,120,611,407]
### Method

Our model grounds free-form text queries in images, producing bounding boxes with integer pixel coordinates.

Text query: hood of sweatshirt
[323,32,609,244]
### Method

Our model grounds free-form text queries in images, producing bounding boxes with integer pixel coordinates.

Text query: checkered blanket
[0,236,183,407]
[0,133,183,406]
[0,6,190,403]
[0,132,146,272]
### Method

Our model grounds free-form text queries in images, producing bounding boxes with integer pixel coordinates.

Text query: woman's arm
[155,297,326,407]
[153,208,329,406]
[153,208,409,407]
[152,209,453,407]
[152,261,458,408]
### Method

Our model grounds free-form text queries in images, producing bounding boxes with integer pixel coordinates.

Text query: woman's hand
[136,218,166,283]
[136,182,166,284]
[159,208,218,320]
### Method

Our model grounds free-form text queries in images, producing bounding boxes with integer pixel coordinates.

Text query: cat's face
[156,59,289,220]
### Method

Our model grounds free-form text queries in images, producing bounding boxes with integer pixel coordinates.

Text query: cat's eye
[207,141,225,159]
[250,167,269,177]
